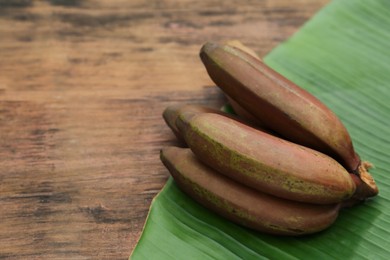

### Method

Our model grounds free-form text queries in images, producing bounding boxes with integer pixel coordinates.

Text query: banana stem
[347,161,378,207]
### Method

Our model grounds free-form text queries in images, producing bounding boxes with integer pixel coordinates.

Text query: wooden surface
[0,0,327,259]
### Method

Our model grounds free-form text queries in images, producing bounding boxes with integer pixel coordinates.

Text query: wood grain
[0,0,327,259]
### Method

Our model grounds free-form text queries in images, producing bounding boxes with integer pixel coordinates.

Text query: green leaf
[131,0,390,258]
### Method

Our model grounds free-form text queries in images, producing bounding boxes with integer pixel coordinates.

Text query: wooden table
[0,0,327,258]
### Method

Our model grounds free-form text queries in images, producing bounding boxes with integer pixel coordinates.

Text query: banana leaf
[131,0,390,258]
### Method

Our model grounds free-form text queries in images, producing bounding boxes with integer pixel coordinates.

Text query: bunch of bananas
[160,41,379,236]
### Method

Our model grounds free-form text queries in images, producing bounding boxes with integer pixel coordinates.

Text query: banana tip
[175,111,197,136]
[200,41,219,61]
[160,146,178,163]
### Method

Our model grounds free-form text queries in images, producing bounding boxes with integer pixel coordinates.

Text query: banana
[176,112,356,204]
[160,146,341,236]
[199,42,360,173]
